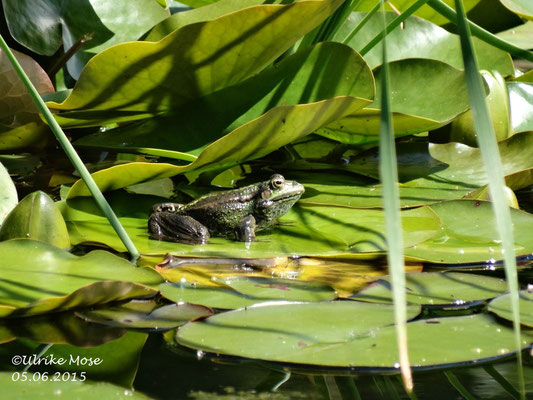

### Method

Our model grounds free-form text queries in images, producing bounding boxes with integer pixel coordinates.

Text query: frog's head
[255,174,304,223]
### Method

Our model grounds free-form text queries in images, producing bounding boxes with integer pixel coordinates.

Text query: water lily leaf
[46,0,343,116]
[160,277,337,309]
[499,0,533,20]
[77,300,213,329]
[58,191,441,257]
[66,97,369,197]
[338,12,513,73]
[349,131,533,189]
[351,272,508,306]
[0,162,17,225]
[73,41,374,156]
[0,239,163,317]
[41,331,148,387]
[0,48,53,151]
[0,372,149,399]
[488,290,533,327]
[0,312,125,346]
[496,21,533,49]
[450,71,512,146]
[318,59,471,140]
[508,82,533,134]
[2,0,169,79]
[404,200,533,263]
[177,307,532,368]
[0,191,70,249]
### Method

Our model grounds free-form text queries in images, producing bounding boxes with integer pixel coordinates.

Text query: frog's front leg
[235,215,256,242]
[149,212,210,244]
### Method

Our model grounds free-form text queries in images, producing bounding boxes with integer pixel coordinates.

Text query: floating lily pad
[58,191,441,258]
[77,300,213,329]
[351,272,508,306]
[176,304,532,369]
[508,82,533,134]
[499,0,533,20]
[0,191,70,249]
[488,290,533,327]
[0,239,163,317]
[496,21,533,49]
[160,277,337,309]
[0,162,17,225]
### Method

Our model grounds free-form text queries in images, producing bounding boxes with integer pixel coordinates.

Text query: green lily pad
[0,162,17,225]
[66,97,369,197]
[72,41,374,156]
[0,312,125,346]
[499,0,533,20]
[351,272,508,305]
[338,12,513,73]
[0,48,54,151]
[496,21,533,49]
[0,191,70,249]
[318,59,471,140]
[508,82,533,134]
[2,0,169,79]
[0,239,163,317]
[177,303,532,368]
[47,0,342,116]
[0,372,149,399]
[160,277,337,309]
[58,191,441,257]
[77,300,213,329]
[404,200,533,263]
[488,290,533,327]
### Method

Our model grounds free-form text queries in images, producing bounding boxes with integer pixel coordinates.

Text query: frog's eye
[261,189,272,199]
[270,174,285,189]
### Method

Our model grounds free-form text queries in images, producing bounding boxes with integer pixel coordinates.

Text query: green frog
[148,174,304,244]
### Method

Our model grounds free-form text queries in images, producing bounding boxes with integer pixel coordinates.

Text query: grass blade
[342,1,381,44]
[452,0,525,398]
[377,3,413,393]
[0,36,140,262]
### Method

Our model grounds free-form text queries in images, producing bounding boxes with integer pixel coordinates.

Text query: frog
[148,174,304,244]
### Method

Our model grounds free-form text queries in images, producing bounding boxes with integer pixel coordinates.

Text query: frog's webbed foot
[149,212,210,245]
[235,215,256,243]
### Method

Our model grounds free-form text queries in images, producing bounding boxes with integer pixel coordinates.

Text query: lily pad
[499,0,533,20]
[488,290,533,327]
[351,272,508,306]
[0,239,163,317]
[0,372,149,399]
[0,48,53,150]
[508,82,533,134]
[47,0,342,116]
[2,0,169,79]
[58,191,441,257]
[177,303,532,368]
[404,200,533,263]
[0,162,17,225]
[0,191,70,249]
[77,300,213,329]
[496,21,533,50]
[160,277,337,309]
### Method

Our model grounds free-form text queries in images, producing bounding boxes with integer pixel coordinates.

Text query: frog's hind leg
[148,212,210,245]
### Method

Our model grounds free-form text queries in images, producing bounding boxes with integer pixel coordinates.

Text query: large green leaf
[488,290,533,327]
[318,59,472,140]
[0,239,163,317]
[404,200,533,263]
[0,48,53,151]
[0,191,70,249]
[348,131,533,189]
[499,0,533,20]
[337,12,513,73]
[0,372,149,399]
[46,0,343,115]
[176,303,532,368]
[160,277,337,309]
[66,97,369,197]
[351,272,508,305]
[0,162,17,225]
[2,0,169,79]
[58,191,441,257]
[496,21,533,50]
[72,41,374,155]
[508,82,533,134]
